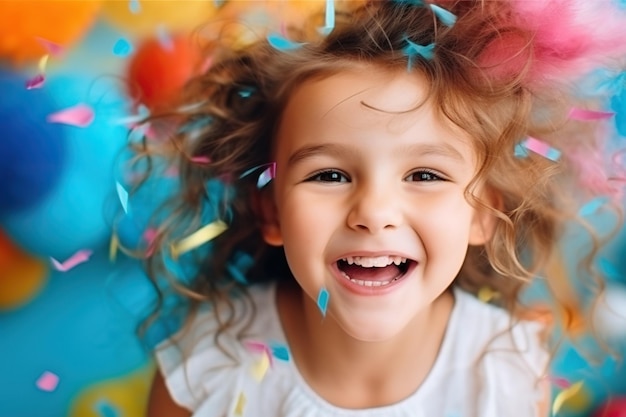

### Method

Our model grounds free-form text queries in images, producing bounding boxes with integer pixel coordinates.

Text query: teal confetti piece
[579,196,608,217]
[514,142,529,158]
[96,401,119,417]
[318,0,335,35]
[430,4,457,27]
[317,287,329,317]
[267,34,305,51]
[116,181,129,214]
[226,251,255,285]
[392,0,424,5]
[113,38,133,57]
[598,258,622,280]
[270,343,290,361]
[257,163,276,189]
[238,87,256,98]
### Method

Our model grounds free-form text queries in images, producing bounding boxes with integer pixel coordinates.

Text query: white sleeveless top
[155,284,548,417]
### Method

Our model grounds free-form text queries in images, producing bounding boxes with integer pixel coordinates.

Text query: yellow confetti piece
[170,220,228,259]
[109,232,119,262]
[250,351,270,382]
[38,54,49,73]
[477,286,499,303]
[552,381,591,415]
[233,392,246,416]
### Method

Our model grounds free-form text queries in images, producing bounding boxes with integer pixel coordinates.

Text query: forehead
[275,67,475,157]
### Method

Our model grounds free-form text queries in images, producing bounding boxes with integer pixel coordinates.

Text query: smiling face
[260,67,494,342]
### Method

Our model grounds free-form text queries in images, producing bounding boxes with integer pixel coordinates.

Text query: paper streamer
[170,220,228,259]
[317,287,329,317]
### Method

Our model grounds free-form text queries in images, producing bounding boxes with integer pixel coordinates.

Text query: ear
[468,186,502,246]
[252,188,283,247]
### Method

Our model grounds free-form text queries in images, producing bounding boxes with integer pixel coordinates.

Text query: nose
[346,180,403,233]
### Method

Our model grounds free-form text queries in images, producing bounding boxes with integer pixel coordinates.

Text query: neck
[277,280,454,408]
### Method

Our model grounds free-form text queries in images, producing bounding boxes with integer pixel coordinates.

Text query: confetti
[552,381,590,415]
[36,37,63,56]
[270,343,290,361]
[116,182,129,214]
[170,220,228,259]
[96,401,119,417]
[598,258,622,280]
[129,0,141,14]
[549,375,572,389]
[109,232,119,262]
[514,142,529,158]
[38,54,49,73]
[226,251,254,284]
[317,287,329,317]
[578,196,608,217]
[233,392,246,416]
[25,74,45,90]
[430,4,457,26]
[403,38,435,70]
[50,250,93,272]
[318,0,336,35]
[521,136,561,162]
[257,163,276,189]
[267,34,305,51]
[250,351,270,381]
[190,156,211,164]
[143,228,158,258]
[36,371,59,392]
[113,38,133,57]
[477,286,499,303]
[568,107,615,121]
[47,103,95,128]
[156,25,174,51]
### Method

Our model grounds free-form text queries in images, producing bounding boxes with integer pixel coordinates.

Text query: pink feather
[516,0,626,82]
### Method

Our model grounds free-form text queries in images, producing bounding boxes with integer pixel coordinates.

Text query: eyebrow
[287,141,466,167]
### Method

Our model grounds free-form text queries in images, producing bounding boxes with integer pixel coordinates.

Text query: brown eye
[306,170,350,183]
[405,170,444,182]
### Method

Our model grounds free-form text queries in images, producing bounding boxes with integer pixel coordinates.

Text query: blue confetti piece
[317,287,329,317]
[257,163,276,189]
[578,196,608,217]
[113,38,133,57]
[270,343,290,361]
[598,258,622,280]
[96,401,119,417]
[317,0,335,35]
[267,34,305,51]
[226,251,255,284]
[129,0,140,14]
[392,0,424,5]
[514,142,529,158]
[430,4,457,27]
[238,87,256,98]
[403,39,435,60]
[116,181,129,214]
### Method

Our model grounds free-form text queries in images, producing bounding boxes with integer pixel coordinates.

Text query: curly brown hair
[130,0,618,344]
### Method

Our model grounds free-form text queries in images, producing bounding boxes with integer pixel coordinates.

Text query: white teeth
[340,271,393,287]
[341,255,407,268]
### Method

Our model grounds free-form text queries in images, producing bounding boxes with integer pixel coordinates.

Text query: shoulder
[446,287,549,415]
[153,283,284,413]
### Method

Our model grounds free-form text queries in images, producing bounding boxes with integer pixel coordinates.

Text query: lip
[331,251,418,296]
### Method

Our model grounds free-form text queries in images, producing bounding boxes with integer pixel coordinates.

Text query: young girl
[133,1,626,416]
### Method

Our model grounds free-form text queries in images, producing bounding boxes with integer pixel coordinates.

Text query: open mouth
[336,255,415,288]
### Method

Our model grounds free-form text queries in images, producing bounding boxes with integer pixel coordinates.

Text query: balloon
[0,73,131,260]
[126,34,202,110]
[0,231,47,310]
[101,0,218,37]
[0,1,100,64]
[0,252,150,417]
[0,69,67,214]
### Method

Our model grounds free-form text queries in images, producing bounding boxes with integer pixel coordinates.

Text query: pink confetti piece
[244,340,274,367]
[36,371,59,392]
[156,25,174,51]
[522,136,561,162]
[25,74,45,90]
[548,376,572,389]
[47,104,95,128]
[50,249,93,272]
[36,37,64,56]
[143,228,158,257]
[190,156,211,164]
[568,107,615,121]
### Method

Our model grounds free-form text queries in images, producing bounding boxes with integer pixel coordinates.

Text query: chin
[336,316,408,343]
